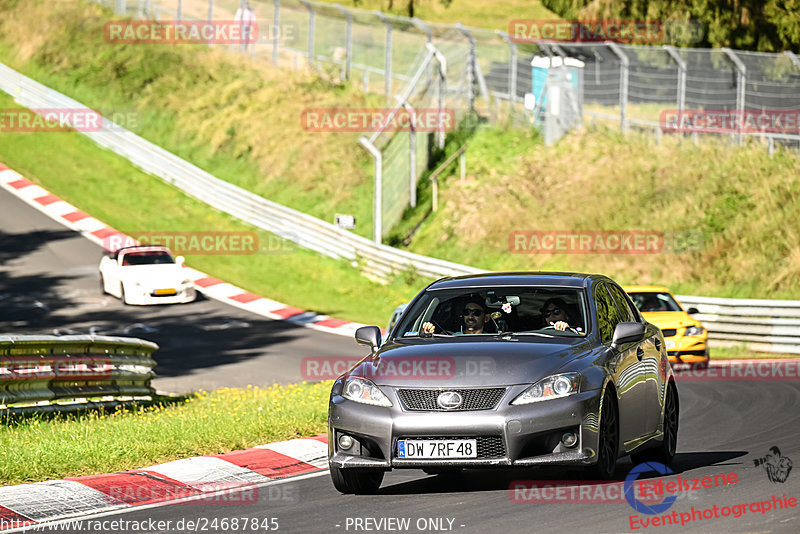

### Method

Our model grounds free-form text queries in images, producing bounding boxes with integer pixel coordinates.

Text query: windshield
[627,291,683,312]
[121,251,175,266]
[394,286,588,339]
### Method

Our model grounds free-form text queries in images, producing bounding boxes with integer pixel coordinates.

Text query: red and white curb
[0,435,329,530]
[0,163,379,338]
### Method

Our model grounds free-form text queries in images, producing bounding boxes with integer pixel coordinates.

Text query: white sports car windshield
[394,286,588,339]
[121,252,175,266]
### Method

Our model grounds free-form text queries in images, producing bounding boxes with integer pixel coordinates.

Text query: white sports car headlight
[511,373,580,405]
[342,377,392,407]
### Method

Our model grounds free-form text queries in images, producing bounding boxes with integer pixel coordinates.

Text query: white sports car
[99,245,196,305]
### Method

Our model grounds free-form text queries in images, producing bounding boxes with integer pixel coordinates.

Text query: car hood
[347,338,597,387]
[640,311,700,329]
[122,265,185,284]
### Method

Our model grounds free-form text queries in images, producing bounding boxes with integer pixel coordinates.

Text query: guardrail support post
[301,1,315,65]
[115,0,125,15]
[663,45,686,117]
[177,0,182,21]
[359,137,382,243]
[375,12,393,104]
[606,41,629,133]
[722,48,746,146]
[496,30,517,113]
[335,4,353,81]
[273,0,280,65]
[208,0,213,22]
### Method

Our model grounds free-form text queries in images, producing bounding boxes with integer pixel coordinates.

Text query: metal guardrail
[0,335,158,408]
[676,295,800,355]
[0,62,482,284]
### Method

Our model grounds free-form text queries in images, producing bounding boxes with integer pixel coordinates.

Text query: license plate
[153,288,177,296]
[665,340,676,349]
[397,439,477,459]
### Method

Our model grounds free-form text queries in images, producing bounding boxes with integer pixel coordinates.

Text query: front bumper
[664,334,708,363]
[328,386,603,470]
[125,285,196,305]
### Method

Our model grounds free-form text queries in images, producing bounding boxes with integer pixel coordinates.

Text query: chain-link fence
[90,0,800,241]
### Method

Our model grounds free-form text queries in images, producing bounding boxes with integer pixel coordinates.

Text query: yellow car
[623,285,709,365]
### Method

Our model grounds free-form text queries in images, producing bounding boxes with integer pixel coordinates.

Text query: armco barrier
[0,62,482,284]
[0,335,158,408]
[676,295,800,355]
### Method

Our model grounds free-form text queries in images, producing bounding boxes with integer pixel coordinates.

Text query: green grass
[0,90,422,326]
[0,383,330,485]
[0,0,383,240]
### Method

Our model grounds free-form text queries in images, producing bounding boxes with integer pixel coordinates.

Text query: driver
[541,298,573,332]
[422,298,489,335]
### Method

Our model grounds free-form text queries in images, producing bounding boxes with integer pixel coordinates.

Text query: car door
[595,282,649,445]
[607,282,663,438]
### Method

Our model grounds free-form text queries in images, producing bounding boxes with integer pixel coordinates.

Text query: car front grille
[397,388,507,411]
[660,328,677,337]
[398,436,506,459]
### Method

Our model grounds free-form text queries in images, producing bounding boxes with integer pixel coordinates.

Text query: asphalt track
[0,187,366,393]
[3,188,800,533]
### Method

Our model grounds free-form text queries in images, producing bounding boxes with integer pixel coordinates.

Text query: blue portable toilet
[530,56,584,121]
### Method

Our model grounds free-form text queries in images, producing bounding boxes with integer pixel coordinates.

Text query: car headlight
[684,326,705,336]
[342,377,392,407]
[511,373,580,405]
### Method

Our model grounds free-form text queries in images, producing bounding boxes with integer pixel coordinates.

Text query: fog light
[338,434,354,450]
[562,432,578,448]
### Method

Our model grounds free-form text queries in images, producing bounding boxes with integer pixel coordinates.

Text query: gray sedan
[327,272,678,494]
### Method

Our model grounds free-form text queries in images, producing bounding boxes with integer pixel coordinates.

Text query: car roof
[427,272,601,290]
[623,285,672,293]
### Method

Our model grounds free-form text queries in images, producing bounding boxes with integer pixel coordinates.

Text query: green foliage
[543,0,800,52]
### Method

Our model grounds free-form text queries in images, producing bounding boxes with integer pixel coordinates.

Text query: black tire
[588,391,619,480]
[630,382,679,466]
[329,467,384,494]
[120,284,130,306]
[422,467,463,476]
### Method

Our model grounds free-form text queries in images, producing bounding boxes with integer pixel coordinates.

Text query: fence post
[457,24,477,112]
[606,41,629,133]
[401,100,417,208]
[115,0,125,15]
[411,17,433,84]
[429,44,447,150]
[272,0,280,65]
[208,0,213,22]
[359,137,382,243]
[722,48,746,145]
[300,0,315,64]
[137,0,144,18]
[375,12,393,104]
[495,30,517,113]
[663,45,686,117]
[335,4,353,81]
[177,0,182,20]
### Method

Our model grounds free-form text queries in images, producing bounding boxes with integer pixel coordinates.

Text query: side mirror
[611,322,646,350]
[355,326,382,352]
[686,307,699,315]
[175,255,185,265]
